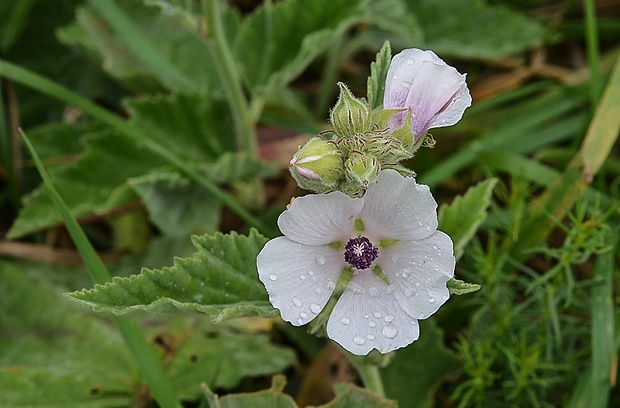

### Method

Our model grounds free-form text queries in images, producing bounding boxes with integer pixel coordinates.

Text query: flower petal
[327,270,420,355]
[379,231,455,320]
[257,237,343,326]
[359,170,437,241]
[384,48,470,138]
[278,191,363,245]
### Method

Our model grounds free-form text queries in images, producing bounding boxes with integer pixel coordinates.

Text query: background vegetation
[0,0,618,407]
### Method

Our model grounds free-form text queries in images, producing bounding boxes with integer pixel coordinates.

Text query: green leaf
[367,41,391,110]
[364,0,424,50]
[438,178,497,260]
[125,93,236,162]
[321,383,398,407]
[130,170,221,236]
[204,151,280,184]
[447,278,481,296]
[58,0,220,93]
[204,375,297,408]
[8,130,163,238]
[381,319,459,408]
[405,0,545,58]
[68,229,277,321]
[234,0,365,97]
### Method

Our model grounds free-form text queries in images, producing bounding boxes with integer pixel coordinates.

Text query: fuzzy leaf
[67,229,276,321]
[406,0,545,58]
[234,0,364,97]
[57,0,220,93]
[129,170,221,236]
[447,278,481,295]
[367,41,392,110]
[438,178,497,260]
[125,93,236,162]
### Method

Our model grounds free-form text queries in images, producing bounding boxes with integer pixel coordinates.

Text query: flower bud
[344,151,380,191]
[289,137,343,193]
[330,82,371,136]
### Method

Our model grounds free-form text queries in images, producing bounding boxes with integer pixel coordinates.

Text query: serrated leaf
[381,319,459,408]
[68,229,277,321]
[204,151,280,184]
[405,0,545,58]
[130,170,221,236]
[367,41,391,110]
[234,0,365,97]
[8,130,164,238]
[58,0,220,93]
[438,178,497,260]
[447,278,481,295]
[125,93,236,162]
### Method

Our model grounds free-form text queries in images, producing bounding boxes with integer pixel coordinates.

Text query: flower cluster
[259,47,470,356]
[289,48,471,197]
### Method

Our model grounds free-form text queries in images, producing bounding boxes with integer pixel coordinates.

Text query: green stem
[204,0,258,154]
[0,58,276,237]
[342,348,386,397]
[21,130,182,408]
[584,0,602,106]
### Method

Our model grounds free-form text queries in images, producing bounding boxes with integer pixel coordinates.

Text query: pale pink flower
[384,48,471,140]
[257,170,455,355]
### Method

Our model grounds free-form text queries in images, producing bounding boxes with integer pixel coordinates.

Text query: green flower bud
[330,82,371,136]
[344,151,380,191]
[366,135,413,164]
[289,137,343,193]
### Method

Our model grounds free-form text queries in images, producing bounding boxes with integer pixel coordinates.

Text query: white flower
[257,169,455,355]
[383,48,472,141]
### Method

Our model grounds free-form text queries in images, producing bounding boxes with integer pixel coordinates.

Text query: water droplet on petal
[392,75,398,80]
[418,312,425,319]
[341,317,350,325]
[297,318,303,325]
[391,254,400,262]
[367,334,375,340]
[415,282,421,287]
[292,297,302,307]
[382,326,398,339]
[327,281,336,290]
[374,312,382,318]
[432,244,438,250]
[404,288,415,297]
[315,255,326,265]
[442,295,449,301]
[310,303,321,314]
[308,270,314,276]
[364,314,370,319]
[429,297,436,303]
[369,321,376,328]
[401,269,410,278]
[353,336,366,345]
[406,58,414,65]
[269,274,277,281]
[384,314,394,323]
[300,274,306,280]
[300,312,308,318]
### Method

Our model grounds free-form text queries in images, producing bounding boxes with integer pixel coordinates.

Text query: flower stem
[204,0,258,155]
[341,349,386,397]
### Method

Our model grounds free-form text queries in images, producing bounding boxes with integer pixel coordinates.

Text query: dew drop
[429,297,436,303]
[315,255,326,265]
[353,336,366,345]
[292,297,302,307]
[300,312,308,318]
[341,317,350,325]
[384,314,394,323]
[404,288,415,297]
[364,314,370,319]
[367,334,375,341]
[308,270,315,276]
[415,282,421,287]
[310,303,321,314]
[442,295,449,301]
[391,254,400,262]
[369,321,376,328]
[297,318,303,325]
[327,281,336,290]
[418,312,425,319]
[382,326,398,339]
[374,312,382,318]
[392,75,398,80]
[401,269,411,278]
[269,274,277,281]
[406,58,414,65]
[432,244,438,250]
[300,274,306,280]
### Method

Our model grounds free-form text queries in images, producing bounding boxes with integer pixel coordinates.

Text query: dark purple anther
[344,236,379,270]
